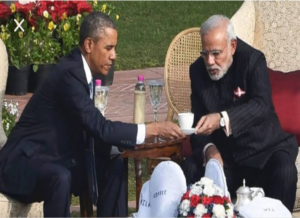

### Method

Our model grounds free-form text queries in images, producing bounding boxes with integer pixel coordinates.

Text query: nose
[110,48,117,61]
[206,54,215,66]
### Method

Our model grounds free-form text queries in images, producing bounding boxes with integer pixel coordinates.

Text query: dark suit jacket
[190,38,298,169]
[0,48,137,195]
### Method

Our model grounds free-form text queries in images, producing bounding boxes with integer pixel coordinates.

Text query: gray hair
[79,12,116,46]
[200,15,236,42]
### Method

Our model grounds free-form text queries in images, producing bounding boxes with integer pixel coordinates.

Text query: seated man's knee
[52,166,72,188]
[269,151,297,184]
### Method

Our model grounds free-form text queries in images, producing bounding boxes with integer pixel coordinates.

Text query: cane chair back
[164,28,201,121]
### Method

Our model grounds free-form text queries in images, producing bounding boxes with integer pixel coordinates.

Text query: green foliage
[0,1,119,69]
[29,19,61,69]
[112,1,243,70]
[1,14,32,68]
[2,100,18,136]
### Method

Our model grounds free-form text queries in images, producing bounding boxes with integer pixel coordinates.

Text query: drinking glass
[95,86,110,116]
[148,79,164,122]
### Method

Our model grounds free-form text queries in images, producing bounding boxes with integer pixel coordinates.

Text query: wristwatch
[219,112,225,128]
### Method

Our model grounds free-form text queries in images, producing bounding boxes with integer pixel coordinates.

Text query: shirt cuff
[221,111,232,137]
[136,124,146,144]
[202,143,216,166]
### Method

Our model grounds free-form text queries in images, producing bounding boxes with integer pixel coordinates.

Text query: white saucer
[181,128,196,135]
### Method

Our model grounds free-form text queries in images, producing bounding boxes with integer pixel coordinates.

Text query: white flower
[189,185,203,197]
[6,123,10,131]
[213,184,224,197]
[199,177,214,186]
[43,10,49,18]
[212,204,226,218]
[179,199,190,216]
[203,184,215,197]
[194,204,207,218]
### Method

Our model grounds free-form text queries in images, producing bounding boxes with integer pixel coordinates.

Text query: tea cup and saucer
[178,112,196,135]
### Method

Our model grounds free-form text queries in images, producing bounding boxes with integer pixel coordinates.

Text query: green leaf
[33,64,39,73]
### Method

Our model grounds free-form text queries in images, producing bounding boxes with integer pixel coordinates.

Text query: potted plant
[0,1,120,94]
[27,8,61,92]
[0,2,32,95]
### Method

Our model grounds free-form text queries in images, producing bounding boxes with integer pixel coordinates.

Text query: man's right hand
[145,121,185,139]
[205,145,223,167]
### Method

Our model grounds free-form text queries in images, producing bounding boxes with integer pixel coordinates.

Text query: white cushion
[133,181,151,218]
[149,161,186,217]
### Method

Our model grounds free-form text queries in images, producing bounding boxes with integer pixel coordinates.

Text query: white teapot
[234,179,264,213]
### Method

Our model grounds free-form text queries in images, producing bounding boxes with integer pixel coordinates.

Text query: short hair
[79,12,116,46]
[200,15,236,42]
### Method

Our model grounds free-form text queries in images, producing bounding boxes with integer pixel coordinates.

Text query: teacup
[178,112,194,129]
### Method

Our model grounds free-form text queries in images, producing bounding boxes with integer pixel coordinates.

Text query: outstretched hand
[195,113,220,135]
[146,121,185,139]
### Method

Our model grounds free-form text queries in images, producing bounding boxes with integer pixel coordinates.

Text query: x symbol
[14,19,24,32]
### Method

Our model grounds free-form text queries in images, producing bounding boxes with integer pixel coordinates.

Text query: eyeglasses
[200,42,229,59]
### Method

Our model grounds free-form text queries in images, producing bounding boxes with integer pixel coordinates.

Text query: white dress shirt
[81,55,146,151]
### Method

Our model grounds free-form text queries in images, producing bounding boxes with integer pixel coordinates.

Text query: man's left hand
[195,113,220,135]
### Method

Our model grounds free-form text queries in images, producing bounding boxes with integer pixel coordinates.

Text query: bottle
[94,79,103,114]
[133,75,146,124]
[95,79,102,93]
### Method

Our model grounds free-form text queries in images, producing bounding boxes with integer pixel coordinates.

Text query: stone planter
[5,65,30,95]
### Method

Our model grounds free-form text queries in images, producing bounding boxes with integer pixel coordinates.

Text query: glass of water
[95,86,110,116]
[148,79,164,122]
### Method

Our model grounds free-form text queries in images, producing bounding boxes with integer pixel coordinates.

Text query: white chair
[0,38,43,217]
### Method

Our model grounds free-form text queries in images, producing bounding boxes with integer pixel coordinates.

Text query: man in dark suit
[183,15,298,212]
[0,12,184,217]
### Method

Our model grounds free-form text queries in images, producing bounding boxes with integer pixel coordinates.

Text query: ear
[230,39,237,56]
[83,37,94,54]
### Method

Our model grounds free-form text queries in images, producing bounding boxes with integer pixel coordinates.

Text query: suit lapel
[67,48,90,94]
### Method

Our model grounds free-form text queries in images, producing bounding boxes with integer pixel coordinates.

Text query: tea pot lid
[236,179,252,194]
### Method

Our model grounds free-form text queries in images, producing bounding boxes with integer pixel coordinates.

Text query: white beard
[206,49,233,81]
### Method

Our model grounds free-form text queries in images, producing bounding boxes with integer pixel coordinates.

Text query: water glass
[95,86,109,116]
[148,79,164,122]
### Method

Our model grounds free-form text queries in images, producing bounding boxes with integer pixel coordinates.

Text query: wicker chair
[0,39,43,217]
[164,1,300,213]
[164,27,200,121]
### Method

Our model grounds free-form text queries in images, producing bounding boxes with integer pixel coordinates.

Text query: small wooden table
[122,137,185,211]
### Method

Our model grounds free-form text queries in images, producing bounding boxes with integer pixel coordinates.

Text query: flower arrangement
[178,177,235,218]
[0,1,119,69]
[2,100,18,136]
